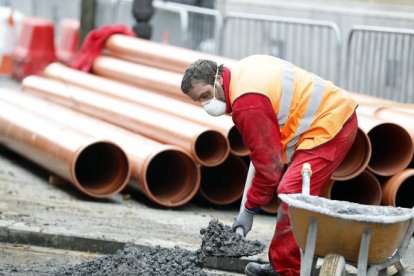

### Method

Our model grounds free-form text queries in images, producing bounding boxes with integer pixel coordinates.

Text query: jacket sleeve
[232,93,284,209]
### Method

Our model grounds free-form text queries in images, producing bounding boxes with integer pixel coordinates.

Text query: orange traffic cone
[12,17,56,81]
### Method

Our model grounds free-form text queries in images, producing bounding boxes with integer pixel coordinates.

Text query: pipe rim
[382,169,414,208]
[193,130,230,167]
[199,154,247,205]
[367,123,413,176]
[140,146,200,207]
[332,128,372,180]
[227,126,249,156]
[70,140,131,198]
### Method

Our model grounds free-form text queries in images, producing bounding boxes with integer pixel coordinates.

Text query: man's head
[181,59,226,116]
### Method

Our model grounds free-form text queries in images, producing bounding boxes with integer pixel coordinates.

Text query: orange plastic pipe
[374,108,414,155]
[331,127,372,180]
[105,34,236,73]
[356,114,413,176]
[22,76,229,167]
[43,63,249,156]
[391,106,414,116]
[381,169,414,208]
[350,93,414,116]
[0,89,200,207]
[324,170,382,205]
[360,106,414,163]
[199,154,247,205]
[0,97,130,198]
[349,92,393,106]
[92,56,191,103]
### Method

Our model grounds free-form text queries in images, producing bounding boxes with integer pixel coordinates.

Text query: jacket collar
[221,66,232,113]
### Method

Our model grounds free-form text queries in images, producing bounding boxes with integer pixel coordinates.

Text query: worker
[180,55,358,276]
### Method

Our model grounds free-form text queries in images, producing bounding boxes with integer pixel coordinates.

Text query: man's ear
[217,75,224,85]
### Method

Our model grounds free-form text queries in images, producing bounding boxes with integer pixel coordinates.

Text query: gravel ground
[0,243,244,276]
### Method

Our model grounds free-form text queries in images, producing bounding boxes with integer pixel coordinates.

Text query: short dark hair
[181,59,222,94]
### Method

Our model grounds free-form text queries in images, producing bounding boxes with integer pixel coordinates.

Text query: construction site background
[0,0,414,275]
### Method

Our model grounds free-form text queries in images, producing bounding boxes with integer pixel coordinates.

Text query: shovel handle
[302,163,312,195]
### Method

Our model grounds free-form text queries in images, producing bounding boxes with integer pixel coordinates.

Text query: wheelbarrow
[278,163,414,276]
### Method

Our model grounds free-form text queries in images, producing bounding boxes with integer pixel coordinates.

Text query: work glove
[232,206,260,237]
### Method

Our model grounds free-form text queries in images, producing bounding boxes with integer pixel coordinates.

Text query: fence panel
[95,0,135,28]
[151,0,222,54]
[220,12,342,84]
[345,25,414,103]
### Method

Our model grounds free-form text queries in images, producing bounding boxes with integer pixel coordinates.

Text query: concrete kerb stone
[0,225,252,273]
[0,226,126,255]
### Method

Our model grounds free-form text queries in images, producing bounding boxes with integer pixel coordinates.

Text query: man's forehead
[187,81,210,99]
[189,81,209,93]
[191,80,208,88]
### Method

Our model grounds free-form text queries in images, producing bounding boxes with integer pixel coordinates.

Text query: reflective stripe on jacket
[229,55,357,162]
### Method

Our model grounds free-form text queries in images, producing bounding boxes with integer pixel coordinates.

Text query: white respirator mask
[202,66,226,117]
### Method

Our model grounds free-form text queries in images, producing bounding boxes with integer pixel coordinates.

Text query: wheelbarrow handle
[301,163,312,195]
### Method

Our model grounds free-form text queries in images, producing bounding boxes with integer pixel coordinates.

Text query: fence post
[132,0,154,39]
[79,0,96,43]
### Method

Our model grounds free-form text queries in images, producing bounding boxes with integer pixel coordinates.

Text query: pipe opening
[332,128,371,180]
[395,174,414,208]
[74,142,129,197]
[195,130,229,166]
[200,154,247,205]
[145,150,199,207]
[368,123,413,176]
[228,126,249,156]
[330,171,382,205]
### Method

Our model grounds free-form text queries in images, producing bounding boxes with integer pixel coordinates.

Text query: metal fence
[95,0,135,28]
[220,12,342,84]
[345,25,414,103]
[150,0,222,54]
[94,0,222,53]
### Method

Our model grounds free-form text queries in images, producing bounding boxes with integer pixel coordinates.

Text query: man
[181,55,358,276]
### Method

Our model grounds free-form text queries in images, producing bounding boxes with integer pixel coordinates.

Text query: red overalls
[221,65,358,276]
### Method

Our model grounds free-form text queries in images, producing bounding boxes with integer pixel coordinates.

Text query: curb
[0,226,250,274]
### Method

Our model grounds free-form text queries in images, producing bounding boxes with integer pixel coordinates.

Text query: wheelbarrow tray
[279,194,414,264]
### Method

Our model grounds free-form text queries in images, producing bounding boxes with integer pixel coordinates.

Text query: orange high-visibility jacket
[229,55,357,162]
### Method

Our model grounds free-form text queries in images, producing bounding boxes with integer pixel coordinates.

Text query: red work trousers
[269,113,358,276]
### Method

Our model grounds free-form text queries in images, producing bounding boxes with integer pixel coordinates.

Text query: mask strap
[212,65,219,99]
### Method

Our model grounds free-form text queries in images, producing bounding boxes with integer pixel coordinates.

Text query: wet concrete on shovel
[200,219,265,258]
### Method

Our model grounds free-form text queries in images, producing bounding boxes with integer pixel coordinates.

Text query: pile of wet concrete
[0,219,265,275]
[200,219,265,258]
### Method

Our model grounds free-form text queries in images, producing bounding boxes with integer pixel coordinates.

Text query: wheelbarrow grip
[301,163,312,177]
[302,163,312,195]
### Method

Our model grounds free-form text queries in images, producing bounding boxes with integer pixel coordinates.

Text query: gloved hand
[232,206,260,237]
